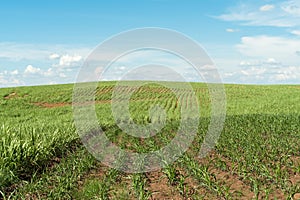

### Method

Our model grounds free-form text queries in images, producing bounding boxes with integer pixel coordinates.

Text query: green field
[0,82,299,199]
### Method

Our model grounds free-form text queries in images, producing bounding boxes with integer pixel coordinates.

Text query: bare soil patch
[4,92,18,99]
[32,98,158,108]
[196,152,294,199]
[289,156,300,185]
[195,152,255,199]
[77,163,108,190]
[146,170,182,200]
[33,102,70,108]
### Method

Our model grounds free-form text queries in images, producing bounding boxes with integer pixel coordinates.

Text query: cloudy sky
[1,0,300,88]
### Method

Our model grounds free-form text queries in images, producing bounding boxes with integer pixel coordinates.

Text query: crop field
[0,82,299,199]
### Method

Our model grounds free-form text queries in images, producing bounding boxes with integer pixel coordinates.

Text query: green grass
[0,82,299,199]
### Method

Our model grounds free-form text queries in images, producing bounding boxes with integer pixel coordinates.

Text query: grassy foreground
[0,82,299,199]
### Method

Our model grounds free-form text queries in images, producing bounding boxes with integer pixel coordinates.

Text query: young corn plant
[162,165,179,186]
[132,173,151,200]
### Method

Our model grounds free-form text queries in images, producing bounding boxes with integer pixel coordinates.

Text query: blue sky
[1,0,300,87]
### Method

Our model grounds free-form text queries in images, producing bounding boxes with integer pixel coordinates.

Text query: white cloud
[24,65,42,74]
[24,65,55,77]
[13,63,77,87]
[0,71,22,87]
[226,28,239,32]
[199,64,216,70]
[0,69,19,75]
[0,77,21,85]
[43,68,55,77]
[59,73,67,78]
[260,4,275,12]
[119,66,126,70]
[239,61,252,66]
[0,42,90,61]
[0,43,50,60]
[49,53,60,60]
[241,67,267,76]
[48,81,57,85]
[223,72,236,77]
[281,0,300,16]
[10,79,21,84]
[273,66,300,81]
[291,30,300,36]
[236,35,300,65]
[58,54,82,67]
[10,70,19,75]
[265,58,279,64]
[217,1,300,27]
[0,75,7,85]
[239,58,282,69]
[273,74,286,81]
[0,42,91,88]
[227,58,300,83]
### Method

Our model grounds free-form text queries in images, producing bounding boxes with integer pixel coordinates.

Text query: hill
[0,82,299,199]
